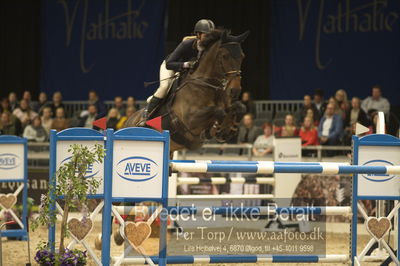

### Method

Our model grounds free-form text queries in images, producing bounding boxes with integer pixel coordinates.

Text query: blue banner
[271,0,400,104]
[41,0,166,100]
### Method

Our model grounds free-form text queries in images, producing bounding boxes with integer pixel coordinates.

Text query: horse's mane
[200,29,229,49]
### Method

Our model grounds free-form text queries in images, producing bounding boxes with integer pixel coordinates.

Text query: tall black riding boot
[140,96,162,125]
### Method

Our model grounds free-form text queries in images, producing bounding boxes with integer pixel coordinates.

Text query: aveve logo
[362,159,396,182]
[0,153,20,170]
[116,156,158,182]
[60,156,100,178]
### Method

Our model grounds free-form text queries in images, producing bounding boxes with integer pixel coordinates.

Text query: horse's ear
[236,31,250,43]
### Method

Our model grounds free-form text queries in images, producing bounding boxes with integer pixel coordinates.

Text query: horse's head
[219,30,249,101]
[211,30,249,142]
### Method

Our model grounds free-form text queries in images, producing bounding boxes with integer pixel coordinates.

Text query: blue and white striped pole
[170,162,400,175]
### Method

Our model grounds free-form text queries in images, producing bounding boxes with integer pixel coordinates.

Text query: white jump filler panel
[0,143,24,180]
[112,140,165,199]
[56,140,105,195]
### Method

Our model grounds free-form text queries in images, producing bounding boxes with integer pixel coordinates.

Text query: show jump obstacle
[0,135,28,240]
[48,122,400,265]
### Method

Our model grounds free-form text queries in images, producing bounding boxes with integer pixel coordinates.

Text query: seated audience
[296,94,319,124]
[0,98,11,113]
[8,92,18,111]
[23,117,47,142]
[368,112,386,134]
[106,108,121,130]
[318,103,343,145]
[36,92,50,114]
[237,113,262,144]
[335,89,350,112]
[114,96,126,116]
[78,104,101,129]
[88,90,107,117]
[327,97,343,117]
[49,91,65,117]
[0,112,19,135]
[51,107,70,132]
[240,91,256,118]
[344,97,369,130]
[313,88,327,118]
[22,90,36,110]
[41,106,53,132]
[126,96,138,112]
[361,85,390,117]
[252,123,274,156]
[299,117,318,146]
[12,99,38,128]
[116,106,135,130]
[276,114,299,137]
[306,108,319,126]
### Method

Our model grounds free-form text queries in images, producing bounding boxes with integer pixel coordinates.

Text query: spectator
[299,116,319,146]
[106,108,121,130]
[8,92,18,111]
[78,104,101,129]
[51,107,70,132]
[22,90,36,110]
[240,91,256,118]
[36,92,50,114]
[0,112,18,135]
[126,96,138,112]
[335,89,350,112]
[313,89,327,118]
[23,117,47,142]
[344,97,369,129]
[114,96,126,116]
[296,94,319,124]
[276,114,299,137]
[306,108,319,126]
[49,91,65,117]
[237,113,262,144]
[368,112,386,134]
[361,85,390,117]
[327,97,342,116]
[0,98,11,113]
[12,99,38,128]
[88,90,107,117]
[318,103,343,146]
[116,106,135,130]
[41,106,53,132]
[252,122,274,156]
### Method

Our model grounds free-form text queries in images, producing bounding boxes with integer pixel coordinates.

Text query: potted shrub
[31,143,105,265]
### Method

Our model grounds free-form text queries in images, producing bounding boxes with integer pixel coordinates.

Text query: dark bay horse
[125,30,248,151]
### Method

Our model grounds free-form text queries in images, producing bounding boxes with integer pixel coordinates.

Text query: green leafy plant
[32,143,105,258]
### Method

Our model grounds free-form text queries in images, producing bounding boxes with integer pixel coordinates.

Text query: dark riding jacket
[165,38,198,72]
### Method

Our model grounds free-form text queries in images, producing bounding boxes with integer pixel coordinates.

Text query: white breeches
[147,60,175,103]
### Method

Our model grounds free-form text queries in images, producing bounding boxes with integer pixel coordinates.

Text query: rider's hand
[183,61,197,69]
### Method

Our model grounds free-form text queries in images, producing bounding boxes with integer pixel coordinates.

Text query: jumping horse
[125,29,249,151]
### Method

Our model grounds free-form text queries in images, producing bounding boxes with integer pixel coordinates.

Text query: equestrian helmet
[194,19,215,34]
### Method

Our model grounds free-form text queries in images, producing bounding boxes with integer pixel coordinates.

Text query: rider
[142,19,215,122]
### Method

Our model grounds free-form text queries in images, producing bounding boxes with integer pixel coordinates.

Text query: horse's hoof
[94,234,102,250]
[114,230,125,246]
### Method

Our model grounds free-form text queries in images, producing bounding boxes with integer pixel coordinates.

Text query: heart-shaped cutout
[68,218,93,241]
[124,221,152,248]
[0,194,17,209]
[366,217,391,241]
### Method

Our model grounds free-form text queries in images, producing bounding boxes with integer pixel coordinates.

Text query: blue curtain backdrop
[270,0,400,104]
[41,0,166,100]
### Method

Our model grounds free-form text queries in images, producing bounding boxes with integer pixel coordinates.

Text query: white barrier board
[358,145,400,197]
[0,143,24,180]
[112,140,164,199]
[56,140,104,195]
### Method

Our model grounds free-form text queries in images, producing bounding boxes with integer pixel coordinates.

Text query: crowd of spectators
[0,85,392,158]
[0,90,139,141]
[238,85,391,156]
